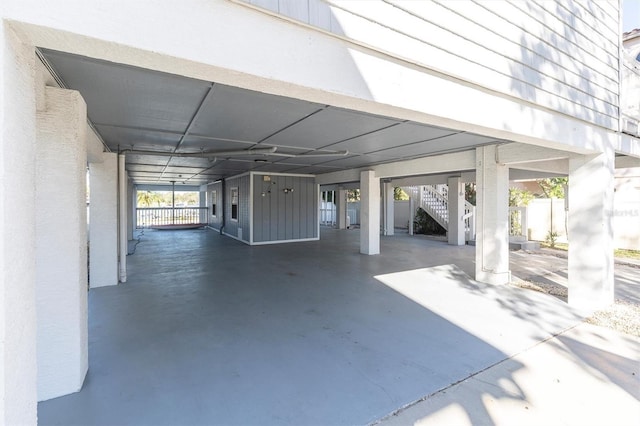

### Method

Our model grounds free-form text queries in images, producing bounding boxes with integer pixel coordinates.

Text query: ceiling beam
[315,150,476,185]
[615,155,640,169]
[496,143,570,164]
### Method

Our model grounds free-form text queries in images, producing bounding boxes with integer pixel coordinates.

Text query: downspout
[118,153,127,283]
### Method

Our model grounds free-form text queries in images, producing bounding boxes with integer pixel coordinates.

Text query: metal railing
[136,207,208,228]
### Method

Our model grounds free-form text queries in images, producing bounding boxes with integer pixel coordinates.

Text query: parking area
[38,228,638,425]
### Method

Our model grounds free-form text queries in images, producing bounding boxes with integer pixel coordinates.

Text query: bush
[414,208,446,235]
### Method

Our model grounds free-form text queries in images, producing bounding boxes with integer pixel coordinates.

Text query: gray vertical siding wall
[240,0,620,130]
[206,181,223,231]
[224,175,250,242]
[252,174,318,243]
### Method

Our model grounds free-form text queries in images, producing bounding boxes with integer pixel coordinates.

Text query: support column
[89,152,118,288]
[1,24,38,425]
[409,197,415,235]
[384,182,395,236]
[568,152,614,310]
[118,154,127,283]
[360,171,380,255]
[36,87,88,401]
[475,146,511,285]
[127,178,134,241]
[448,176,465,245]
[336,188,347,229]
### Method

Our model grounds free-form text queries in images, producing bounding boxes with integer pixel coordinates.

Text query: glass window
[211,190,217,217]
[231,188,239,221]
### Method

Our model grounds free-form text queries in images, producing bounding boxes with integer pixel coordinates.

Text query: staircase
[405,185,476,241]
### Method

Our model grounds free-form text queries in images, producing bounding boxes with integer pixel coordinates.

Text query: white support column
[568,153,615,310]
[384,183,395,236]
[360,171,380,255]
[475,146,511,285]
[448,176,465,245]
[1,24,38,425]
[336,188,347,229]
[89,152,118,288]
[35,87,88,401]
[409,197,415,236]
[118,154,127,283]
[199,185,208,224]
[127,178,134,241]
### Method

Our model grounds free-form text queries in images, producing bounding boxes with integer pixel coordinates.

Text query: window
[211,190,217,217]
[231,188,239,221]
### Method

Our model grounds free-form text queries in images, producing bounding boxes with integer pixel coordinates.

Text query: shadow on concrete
[36,227,615,425]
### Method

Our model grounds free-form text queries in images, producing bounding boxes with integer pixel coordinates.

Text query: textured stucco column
[118,154,127,283]
[360,171,380,255]
[36,86,88,401]
[568,153,615,310]
[0,23,38,425]
[475,146,511,285]
[335,188,347,229]
[448,176,465,245]
[89,152,118,288]
[384,182,394,236]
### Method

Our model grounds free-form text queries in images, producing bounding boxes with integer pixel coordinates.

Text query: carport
[38,227,585,425]
[32,45,615,407]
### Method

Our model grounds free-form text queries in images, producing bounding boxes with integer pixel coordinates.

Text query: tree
[394,187,409,201]
[537,177,567,198]
[137,190,162,207]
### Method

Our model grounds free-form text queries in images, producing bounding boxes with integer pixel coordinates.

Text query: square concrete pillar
[336,188,347,229]
[127,178,134,241]
[568,153,615,310]
[1,23,38,425]
[475,146,511,285]
[360,171,380,255]
[448,177,466,245]
[384,182,395,236]
[36,87,88,401]
[89,152,118,288]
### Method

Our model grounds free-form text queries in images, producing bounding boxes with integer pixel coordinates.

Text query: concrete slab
[37,228,638,425]
[376,323,640,426]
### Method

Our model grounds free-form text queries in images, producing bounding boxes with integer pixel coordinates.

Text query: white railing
[509,206,528,242]
[404,184,476,241]
[420,185,449,229]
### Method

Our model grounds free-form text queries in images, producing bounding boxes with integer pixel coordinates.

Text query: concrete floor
[38,228,635,425]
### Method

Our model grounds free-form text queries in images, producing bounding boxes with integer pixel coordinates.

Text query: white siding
[241,0,620,130]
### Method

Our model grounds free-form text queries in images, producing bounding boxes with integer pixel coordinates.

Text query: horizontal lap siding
[241,0,620,130]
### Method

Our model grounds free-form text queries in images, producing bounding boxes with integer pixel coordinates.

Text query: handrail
[136,207,208,228]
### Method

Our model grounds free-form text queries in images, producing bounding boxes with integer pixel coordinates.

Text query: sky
[624,0,640,32]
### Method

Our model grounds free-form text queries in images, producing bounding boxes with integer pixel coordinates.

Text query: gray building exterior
[216,172,318,245]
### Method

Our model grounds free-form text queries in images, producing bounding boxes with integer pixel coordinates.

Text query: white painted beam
[507,159,569,175]
[497,143,571,164]
[615,155,640,169]
[316,151,476,185]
